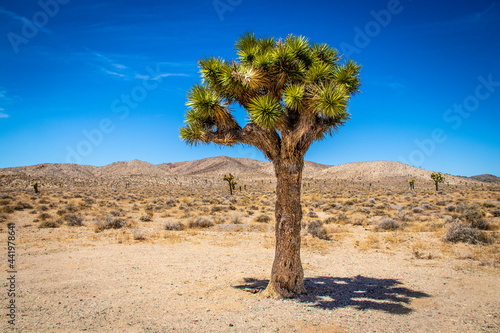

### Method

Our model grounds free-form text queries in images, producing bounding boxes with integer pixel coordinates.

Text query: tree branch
[200,123,280,161]
[241,123,281,161]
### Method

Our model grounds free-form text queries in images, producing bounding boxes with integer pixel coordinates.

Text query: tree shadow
[233,275,430,315]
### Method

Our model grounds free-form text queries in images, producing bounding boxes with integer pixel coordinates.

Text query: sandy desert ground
[1,158,499,332]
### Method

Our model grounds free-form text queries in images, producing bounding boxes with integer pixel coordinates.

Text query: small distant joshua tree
[430,172,445,191]
[32,182,39,194]
[223,173,237,195]
[409,179,415,190]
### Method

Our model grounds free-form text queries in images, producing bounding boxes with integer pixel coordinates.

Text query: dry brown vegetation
[0,157,499,331]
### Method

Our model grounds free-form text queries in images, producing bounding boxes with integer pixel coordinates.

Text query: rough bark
[262,156,307,298]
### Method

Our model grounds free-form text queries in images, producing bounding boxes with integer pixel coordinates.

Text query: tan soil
[2,225,499,332]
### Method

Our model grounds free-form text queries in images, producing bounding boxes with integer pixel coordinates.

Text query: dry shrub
[65,203,78,213]
[412,207,423,214]
[14,202,33,210]
[444,223,488,244]
[139,214,152,222]
[132,228,146,240]
[65,214,84,226]
[306,211,318,218]
[357,233,380,250]
[307,220,330,240]
[109,210,122,217]
[229,213,244,224]
[94,216,127,232]
[445,205,456,212]
[211,205,225,213]
[375,218,400,231]
[254,214,272,223]
[164,221,185,231]
[38,220,61,229]
[471,219,490,230]
[490,210,500,217]
[189,216,214,229]
[3,206,15,214]
[483,202,496,208]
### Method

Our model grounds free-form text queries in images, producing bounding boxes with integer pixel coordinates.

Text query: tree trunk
[435,182,439,191]
[263,157,307,298]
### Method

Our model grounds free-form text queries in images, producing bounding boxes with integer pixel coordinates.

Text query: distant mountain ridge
[470,174,500,183]
[0,156,493,186]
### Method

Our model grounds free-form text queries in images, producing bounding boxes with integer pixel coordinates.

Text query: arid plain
[1,156,499,332]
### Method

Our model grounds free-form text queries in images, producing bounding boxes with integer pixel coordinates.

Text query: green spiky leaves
[248,95,283,128]
[284,84,304,110]
[312,84,349,118]
[186,84,223,117]
[184,83,236,136]
[334,60,362,94]
[180,32,361,149]
[179,123,205,146]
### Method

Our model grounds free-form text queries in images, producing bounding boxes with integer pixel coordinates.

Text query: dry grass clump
[132,228,146,240]
[65,213,84,226]
[307,220,330,240]
[164,220,185,231]
[254,214,272,223]
[14,201,33,210]
[229,213,244,224]
[306,210,318,218]
[188,216,214,229]
[38,220,61,228]
[37,212,52,222]
[2,205,15,214]
[444,223,488,244]
[94,216,127,232]
[375,218,400,231]
[139,214,152,222]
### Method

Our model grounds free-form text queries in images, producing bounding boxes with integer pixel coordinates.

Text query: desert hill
[0,156,489,187]
[470,174,500,183]
[312,160,475,185]
[159,156,270,177]
[95,159,166,178]
[0,163,97,180]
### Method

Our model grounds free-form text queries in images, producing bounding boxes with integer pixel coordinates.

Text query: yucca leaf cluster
[180,32,361,161]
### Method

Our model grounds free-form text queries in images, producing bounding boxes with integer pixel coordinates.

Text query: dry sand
[2,225,499,332]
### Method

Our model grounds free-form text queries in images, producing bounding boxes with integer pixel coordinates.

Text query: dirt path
[2,229,499,332]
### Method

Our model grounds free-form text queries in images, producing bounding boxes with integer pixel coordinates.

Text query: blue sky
[0,0,499,176]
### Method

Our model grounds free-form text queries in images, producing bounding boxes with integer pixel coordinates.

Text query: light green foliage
[180,32,361,155]
[430,172,445,191]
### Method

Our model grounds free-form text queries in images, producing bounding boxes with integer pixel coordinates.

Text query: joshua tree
[180,32,361,298]
[223,173,237,195]
[409,179,415,190]
[430,172,445,191]
[32,181,38,194]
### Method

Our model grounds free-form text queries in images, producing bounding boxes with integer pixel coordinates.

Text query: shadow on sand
[233,275,430,315]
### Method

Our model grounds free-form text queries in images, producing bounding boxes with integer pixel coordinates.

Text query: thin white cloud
[69,48,190,81]
[86,50,189,80]
[0,107,8,119]
[0,6,52,35]
[102,70,128,78]
[149,73,189,81]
